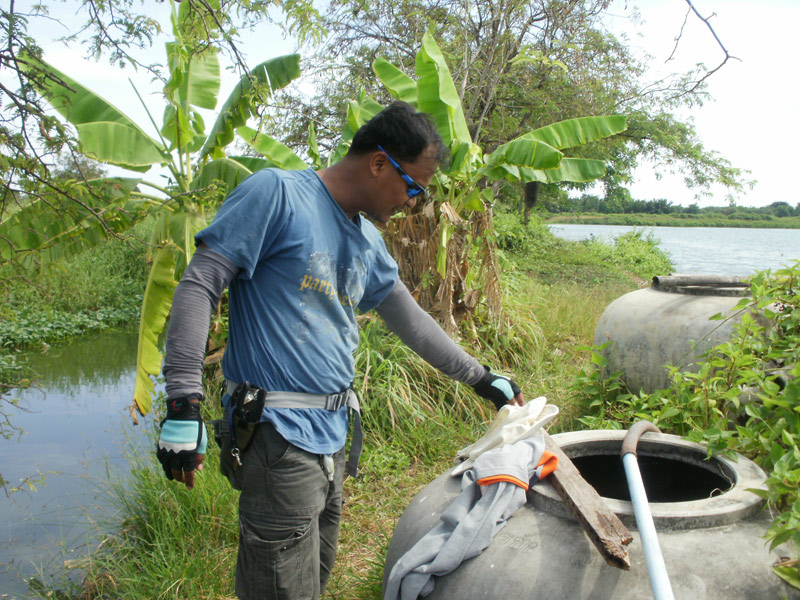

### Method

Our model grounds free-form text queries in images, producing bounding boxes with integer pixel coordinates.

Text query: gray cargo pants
[235,422,346,600]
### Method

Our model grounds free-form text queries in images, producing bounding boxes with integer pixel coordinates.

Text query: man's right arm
[375,279,524,408]
[163,244,240,399]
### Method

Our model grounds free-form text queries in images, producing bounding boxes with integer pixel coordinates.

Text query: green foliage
[0,306,140,350]
[0,218,151,347]
[353,286,547,461]
[601,231,673,279]
[6,2,307,416]
[493,210,558,256]
[365,33,627,331]
[6,224,148,303]
[285,0,749,208]
[493,210,673,280]
[545,195,800,228]
[574,261,800,586]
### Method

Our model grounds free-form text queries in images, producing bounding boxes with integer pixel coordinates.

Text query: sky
[25,0,800,208]
[602,0,800,208]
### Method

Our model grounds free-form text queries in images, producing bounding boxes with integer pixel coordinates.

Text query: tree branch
[671,0,741,95]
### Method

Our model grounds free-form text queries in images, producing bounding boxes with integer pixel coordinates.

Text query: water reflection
[1,330,153,599]
[22,330,139,394]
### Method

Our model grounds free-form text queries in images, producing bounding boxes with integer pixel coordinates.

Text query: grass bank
[545,211,800,229]
[0,220,152,352]
[31,214,670,599]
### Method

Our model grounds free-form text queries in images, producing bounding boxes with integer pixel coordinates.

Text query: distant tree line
[545,194,800,218]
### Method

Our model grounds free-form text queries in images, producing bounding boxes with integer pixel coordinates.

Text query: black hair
[348,101,448,165]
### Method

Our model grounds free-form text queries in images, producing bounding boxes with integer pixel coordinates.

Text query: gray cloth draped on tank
[383,437,547,600]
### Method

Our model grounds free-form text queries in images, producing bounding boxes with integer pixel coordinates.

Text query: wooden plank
[543,431,633,570]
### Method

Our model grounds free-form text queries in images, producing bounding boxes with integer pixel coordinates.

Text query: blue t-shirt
[196,168,398,454]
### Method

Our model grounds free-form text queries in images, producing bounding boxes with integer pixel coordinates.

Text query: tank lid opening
[529,431,768,530]
[652,274,749,297]
[571,454,732,503]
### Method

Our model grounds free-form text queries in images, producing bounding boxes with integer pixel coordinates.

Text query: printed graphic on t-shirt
[295,251,366,344]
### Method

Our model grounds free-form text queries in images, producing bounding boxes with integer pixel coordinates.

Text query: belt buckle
[326,390,347,411]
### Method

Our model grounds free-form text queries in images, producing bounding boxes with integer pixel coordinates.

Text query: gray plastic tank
[383,430,799,600]
[593,274,753,393]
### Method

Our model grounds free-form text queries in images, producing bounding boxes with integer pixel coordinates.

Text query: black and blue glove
[471,366,523,410]
[156,395,208,489]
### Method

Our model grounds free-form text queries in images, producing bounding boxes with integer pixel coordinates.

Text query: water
[547,224,800,276]
[0,330,150,599]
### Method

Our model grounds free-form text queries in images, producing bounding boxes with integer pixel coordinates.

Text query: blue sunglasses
[377,145,429,200]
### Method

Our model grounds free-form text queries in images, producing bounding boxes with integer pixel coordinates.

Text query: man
[156,101,525,600]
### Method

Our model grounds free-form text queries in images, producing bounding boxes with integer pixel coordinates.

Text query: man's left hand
[471,366,525,410]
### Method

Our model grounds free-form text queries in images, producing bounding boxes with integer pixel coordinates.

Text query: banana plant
[14,0,303,417]
[369,32,628,330]
[203,32,627,333]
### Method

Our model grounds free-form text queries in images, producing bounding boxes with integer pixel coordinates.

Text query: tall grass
[0,219,153,350]
[67,403,240,600]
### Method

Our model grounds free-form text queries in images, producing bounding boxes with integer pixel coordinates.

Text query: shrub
[574,261,800,588]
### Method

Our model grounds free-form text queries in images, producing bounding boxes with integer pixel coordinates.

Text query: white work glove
[452,396,558,476]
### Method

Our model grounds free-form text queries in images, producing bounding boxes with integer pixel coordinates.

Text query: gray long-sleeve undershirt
[163,246,238,399]
[375,279,485,386]
[163,246,485,399]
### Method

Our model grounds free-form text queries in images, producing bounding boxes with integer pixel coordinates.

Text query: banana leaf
[373,58,418,105]
[165,42,220,111]
[169,209,207,280]
[76,122,168,170]
[181,46,220,111]
[237,126,308,170]
[20,52,163,154]
[191,157,254,199]
[523,115,628,150]
[228,156,272,173]
[529,157,609,183]
[455,187,486,213]
[200,54,301,159]
[161,104,207,153]
[0,178,143,264]
[134,245,179,415]
[446,140,482,177]
[481,137,562,182]
[331,95,384,164]
[308,122,322,169]
[437,218,454,277]
[415,32,472,146]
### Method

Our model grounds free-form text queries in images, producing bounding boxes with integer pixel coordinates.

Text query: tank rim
[529,430,767,531]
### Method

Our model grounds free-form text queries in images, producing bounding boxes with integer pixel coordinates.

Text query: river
[1,331,149,599]
[547,224,800,276]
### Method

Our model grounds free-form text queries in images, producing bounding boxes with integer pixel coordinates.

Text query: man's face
[366,145,438,223]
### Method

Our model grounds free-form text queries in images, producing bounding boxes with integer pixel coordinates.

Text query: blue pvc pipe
[622,452,675,600]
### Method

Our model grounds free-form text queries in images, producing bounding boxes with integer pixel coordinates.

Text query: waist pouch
[210,381,266,490]
[212,413,243,491]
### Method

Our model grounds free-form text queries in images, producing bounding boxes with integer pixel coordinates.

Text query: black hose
[621,420,661,457]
